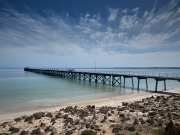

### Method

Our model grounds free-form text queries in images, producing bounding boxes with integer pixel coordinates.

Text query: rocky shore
[0,95,180,135]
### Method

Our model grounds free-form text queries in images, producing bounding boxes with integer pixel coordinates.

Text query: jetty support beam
[164,79,166,91]
[146,78,148,90]
[137,77,148,90]
[155,79,158,92]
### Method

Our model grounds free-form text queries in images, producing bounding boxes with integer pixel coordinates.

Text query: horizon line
[1,66,180,69]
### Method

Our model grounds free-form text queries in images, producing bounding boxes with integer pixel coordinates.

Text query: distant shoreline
[1,67,180,70]
[74,67,180,69]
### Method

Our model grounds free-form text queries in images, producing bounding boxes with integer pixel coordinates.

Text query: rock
[78,109,89,118]
[125,124,135,132]
[139,118,145,125]
[14,117,22,122]
[65,130,73,135]
[119,113,125,118]
[50,118,56,125]
[74,119,80,125]
[81,130,96,135]
[86,123,91,128]
[20,130,29,135]
[99,106,109,114]
[157,119,163,127]
[63,114,69,119]
[111,124,123,134]
[44,126,53,132]
[64,106,75,114]
[31,128,44,135]
[104,115,107,120]
[90,125,100,131]
[64,116,73,125]
[24,115,33,123]
[40,122,46,128]
[148,111,157,117]
[155,96,161,102]
[55,112,62,119]
[45,112,53,118]
[122,102,128,106]
[100,115,107,123]
[133,118,139,125]
[32,112,45,119]
[172,112,180,119]
[108,112,112,116]
[117,106,126,111]
[86,105,95,113]
[111,110,115,114]
[146,118,154,125]
[45,126,58,135]
[0,122,9,128]
[109,119,115,123]
[129,109,135,112]
[9,127,20,133]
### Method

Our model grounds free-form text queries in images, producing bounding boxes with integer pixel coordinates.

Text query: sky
[0,0,180,68]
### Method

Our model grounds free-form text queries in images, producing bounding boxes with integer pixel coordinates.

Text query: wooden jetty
[24,67,180,92]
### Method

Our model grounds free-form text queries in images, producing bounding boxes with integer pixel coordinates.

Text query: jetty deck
[24,67,180,92]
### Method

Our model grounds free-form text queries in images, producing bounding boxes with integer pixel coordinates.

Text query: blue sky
[0,0,180,68]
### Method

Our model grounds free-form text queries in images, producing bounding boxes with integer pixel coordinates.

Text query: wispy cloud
[0,0,180,56]
[108,8,119,21]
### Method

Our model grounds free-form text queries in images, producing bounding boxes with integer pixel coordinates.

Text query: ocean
[0,68,180,114]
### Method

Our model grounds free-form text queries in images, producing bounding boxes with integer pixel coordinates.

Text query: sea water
[0,68,180,114]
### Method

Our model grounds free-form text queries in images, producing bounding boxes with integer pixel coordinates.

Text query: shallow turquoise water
[0,68,180,114]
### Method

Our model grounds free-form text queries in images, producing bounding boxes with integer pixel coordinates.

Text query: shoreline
[1,89,179,122]
[0,90,180,135]
[0,89,180,134]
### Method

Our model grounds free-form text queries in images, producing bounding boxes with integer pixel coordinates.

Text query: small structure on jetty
[24,67,180,92]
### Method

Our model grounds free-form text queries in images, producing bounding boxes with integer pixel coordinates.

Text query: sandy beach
[0,89,180,135]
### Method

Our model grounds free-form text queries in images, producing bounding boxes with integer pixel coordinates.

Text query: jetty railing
[76,70,180,78]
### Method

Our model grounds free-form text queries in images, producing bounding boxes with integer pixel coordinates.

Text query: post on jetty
[123,75,134,89]
[155,78,167,92]
[24,67,180,92]
[137,76,148,90]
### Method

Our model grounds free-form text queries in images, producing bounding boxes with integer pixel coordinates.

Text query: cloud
[119,15,139,29]
[108,8,119,21]
[0,0,180,57]
[0,9,85,55]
